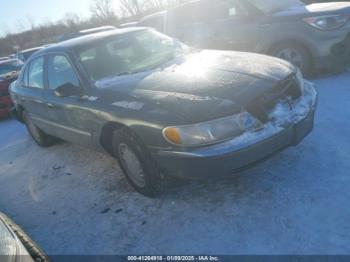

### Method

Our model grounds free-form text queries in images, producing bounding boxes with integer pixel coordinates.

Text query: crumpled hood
[96,50,295,122]
[274,2,350,16]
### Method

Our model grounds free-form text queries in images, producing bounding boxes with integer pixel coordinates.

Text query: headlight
[296,68,305,94]
[163,112,262,147]
[303,14,349,31]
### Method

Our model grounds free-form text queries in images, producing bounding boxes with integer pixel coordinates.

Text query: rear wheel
[113,127,164,197]
[271,43,313,75]
[23,111,57,147]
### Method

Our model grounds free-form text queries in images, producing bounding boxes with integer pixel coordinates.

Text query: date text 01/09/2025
[127,256,221,261]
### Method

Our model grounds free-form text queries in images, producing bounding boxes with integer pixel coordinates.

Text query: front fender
[96,103,186,154]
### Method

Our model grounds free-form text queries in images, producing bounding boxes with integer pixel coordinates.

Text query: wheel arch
[263,38,315,75]
[99,121,128,156]
[15,104,25,122]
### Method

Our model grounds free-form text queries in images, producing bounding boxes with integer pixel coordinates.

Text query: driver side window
[27,57,45,89]
[48,55,80,90]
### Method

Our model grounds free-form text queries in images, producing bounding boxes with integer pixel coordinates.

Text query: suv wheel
[113,127,164,197]
[23,111,57,147]
[271,43,312,75]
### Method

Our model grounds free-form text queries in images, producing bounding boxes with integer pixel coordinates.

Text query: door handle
[47,103,54,109]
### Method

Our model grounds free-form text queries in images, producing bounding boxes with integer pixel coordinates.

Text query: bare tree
[26,16,36,31]
[62,13,82,31]
[118,0,186,18]
[151,0,176,10]
[0,0,189,56]
[90,0,118,24]
[118,0,148,17]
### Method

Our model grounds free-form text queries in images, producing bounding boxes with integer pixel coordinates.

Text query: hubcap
[276,48,303,70]
[118,143,146,188]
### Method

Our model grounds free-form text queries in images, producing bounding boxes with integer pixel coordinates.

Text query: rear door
[168,0,261,51]
[17,56,51,131]
[166,1,212,46]
[205,0,262,51]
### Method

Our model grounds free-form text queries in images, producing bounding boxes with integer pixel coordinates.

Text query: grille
[248,74,302,123]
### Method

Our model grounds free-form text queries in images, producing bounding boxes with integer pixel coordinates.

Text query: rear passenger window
[28,57,44,89]
[48,55,80,90]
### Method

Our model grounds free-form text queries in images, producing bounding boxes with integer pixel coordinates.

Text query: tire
[271,43,313,76]
[23,111,57,147]
[113,127,164,197]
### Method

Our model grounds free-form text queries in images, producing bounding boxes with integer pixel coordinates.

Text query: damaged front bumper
[152,81,318,179]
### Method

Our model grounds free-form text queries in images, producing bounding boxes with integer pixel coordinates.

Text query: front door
[168,0,261,52]
[205,0,261,51]
[41,54,97,148]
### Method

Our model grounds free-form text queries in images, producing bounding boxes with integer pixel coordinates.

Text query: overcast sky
[0,0,95,36]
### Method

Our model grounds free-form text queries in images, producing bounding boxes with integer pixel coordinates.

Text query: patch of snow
[152,91,212,102]
[95,71,152,89]
[112,101,145,110]
[213,81,317,152]
[1,72,350,256]
[269,80,317,127]
[83,96,98,102]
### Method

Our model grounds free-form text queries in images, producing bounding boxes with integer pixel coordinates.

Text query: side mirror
[55,83,84,97]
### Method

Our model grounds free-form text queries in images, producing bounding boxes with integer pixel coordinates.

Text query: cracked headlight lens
[163,112,262,146]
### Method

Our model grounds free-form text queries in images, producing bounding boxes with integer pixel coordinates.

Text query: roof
[79,26,116,34]
[34,27,148,56]
[139,1,200,21]
[18,46,45,54]
[59,26,117,42]
[119,22,138,28]
[140,11,167,22]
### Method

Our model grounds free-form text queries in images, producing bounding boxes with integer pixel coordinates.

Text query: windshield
[76,30,187,81]
[248,0,304,14]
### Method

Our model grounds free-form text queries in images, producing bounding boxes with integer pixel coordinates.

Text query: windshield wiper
[116,71,133,76]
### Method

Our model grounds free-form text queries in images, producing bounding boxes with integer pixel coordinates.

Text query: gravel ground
[0,71,349,255]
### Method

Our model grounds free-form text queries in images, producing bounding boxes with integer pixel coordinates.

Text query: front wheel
[22,111,57,147]
[113,128,164,197]
[271,43,313,76]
